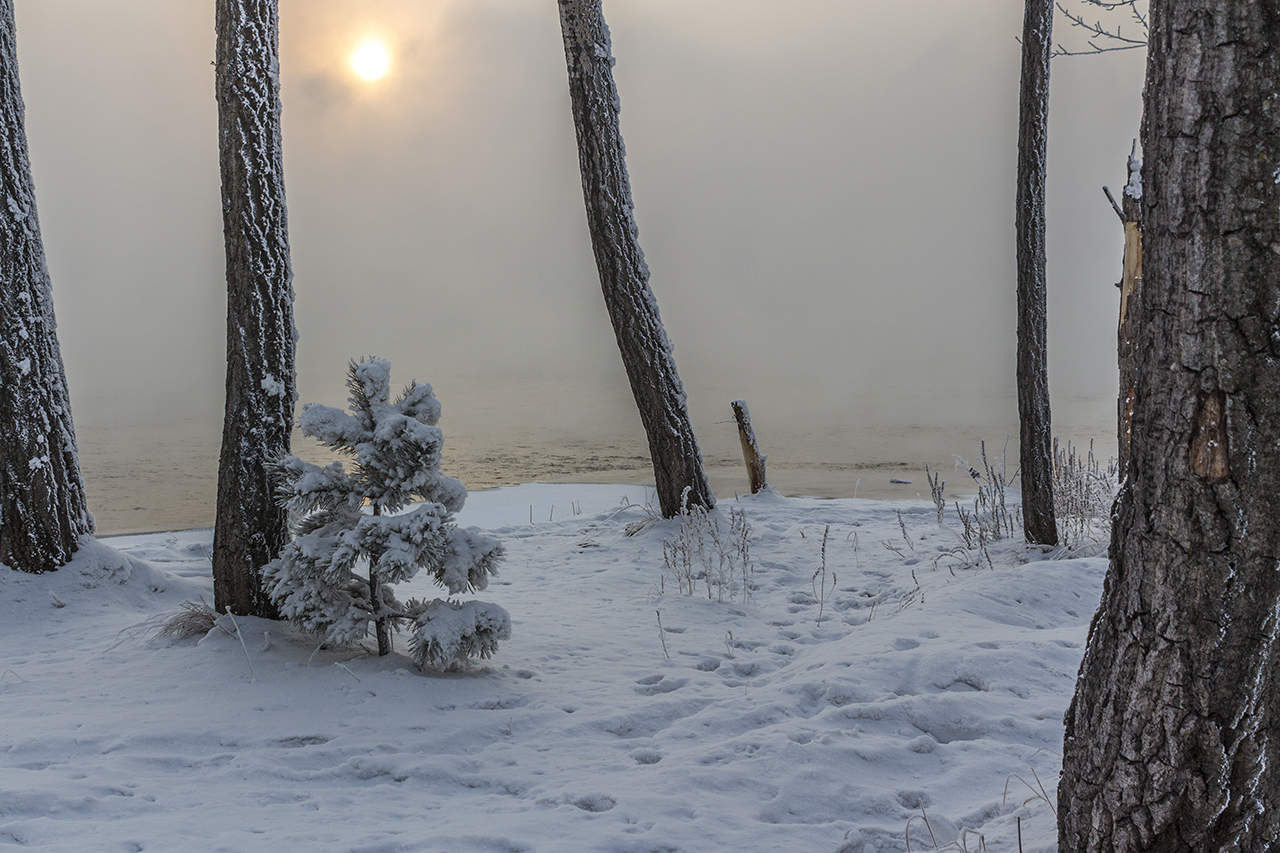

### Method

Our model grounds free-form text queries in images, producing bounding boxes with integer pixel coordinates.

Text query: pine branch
[346,357,375,429]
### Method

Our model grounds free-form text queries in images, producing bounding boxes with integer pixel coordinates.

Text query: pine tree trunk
[0,0,94,574]
[369,505,391,656]
[1015,0,1057,545]
[1058,2,1280,848]
[557,0,715,518]
[212,0,296,617]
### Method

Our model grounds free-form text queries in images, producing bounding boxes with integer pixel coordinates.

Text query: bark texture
[212,0,296,617]
[1058,2,1280,849]
[1015,0,1058,545]
[557,0,715,518]
[0,0,93,574]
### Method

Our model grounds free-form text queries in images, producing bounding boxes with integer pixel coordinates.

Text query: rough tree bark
[0,0,94,573]
[557,0,715,518]
[1058,2,1280,849]
[1015,0,1058,545]
[212,0,297,617]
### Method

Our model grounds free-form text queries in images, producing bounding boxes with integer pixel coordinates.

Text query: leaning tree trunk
[0,0,93,574]
[1014,0,1057,545]
[212,0,296,617]
[1058,2,1280,849]
[557,0,714,518]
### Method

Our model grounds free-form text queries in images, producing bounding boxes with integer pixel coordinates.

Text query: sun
[350,38,392,82]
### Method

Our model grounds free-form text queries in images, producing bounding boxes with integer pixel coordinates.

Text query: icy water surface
[77,409,1115,535]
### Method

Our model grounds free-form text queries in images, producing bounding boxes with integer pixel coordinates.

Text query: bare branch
[1053,0,1149,57]
[1103,186,1126,223]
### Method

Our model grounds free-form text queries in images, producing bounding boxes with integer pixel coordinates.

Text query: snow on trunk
[211,0,297,617]
[557,0,715,518]
[1014,0,1057,546]
[0,0,94,574]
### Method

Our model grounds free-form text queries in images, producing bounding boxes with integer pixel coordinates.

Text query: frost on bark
[1058,2,1280,849]
[1015,0,1058,546]
[557,0,715,518]
[212,0,296,617]
[0,0,93,574]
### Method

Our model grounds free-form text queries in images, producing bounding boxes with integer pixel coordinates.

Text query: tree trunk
[212,0,296,617]
[369,506,391,656]
[1058,2,1280,849]
[0,0,94,574]
[557,0,715,518]
[1015,0,1058,545]
[730,400,767,494]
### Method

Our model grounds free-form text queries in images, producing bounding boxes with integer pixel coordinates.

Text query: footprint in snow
[896,790,931,809]
[893,638,920,650]
[275,735,332,748]
[635,677,688,696]
[631,749,663,765]
[572,794,617,813]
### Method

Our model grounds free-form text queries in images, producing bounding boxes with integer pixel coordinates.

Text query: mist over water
[17,2,1141,534]
[79,391,1116,535]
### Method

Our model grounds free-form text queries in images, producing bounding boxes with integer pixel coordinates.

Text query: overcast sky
[14,0,1145,438]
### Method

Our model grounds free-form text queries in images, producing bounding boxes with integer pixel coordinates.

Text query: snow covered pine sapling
[263,357,510,670]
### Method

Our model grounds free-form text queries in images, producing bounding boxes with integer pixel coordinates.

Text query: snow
[260,374,285,397]
[1124,139,1142,200]
[0,483,1102,852]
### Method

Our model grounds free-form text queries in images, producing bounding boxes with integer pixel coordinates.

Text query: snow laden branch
[263,357,510,670]
[1053,0,1148,56]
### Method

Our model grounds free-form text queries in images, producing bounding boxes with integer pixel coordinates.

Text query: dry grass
[155,599,220,641]
[661,492,753,604]
[1052,439,1119,549]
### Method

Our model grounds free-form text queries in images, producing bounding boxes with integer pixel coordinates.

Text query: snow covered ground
[0,483,1104,852]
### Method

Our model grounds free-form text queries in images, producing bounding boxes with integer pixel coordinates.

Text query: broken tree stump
[730,400,768,494]
[1106,139,1143,474]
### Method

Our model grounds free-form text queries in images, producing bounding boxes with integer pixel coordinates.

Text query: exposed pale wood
[1114,168,1143,474]
[730,400,767,494]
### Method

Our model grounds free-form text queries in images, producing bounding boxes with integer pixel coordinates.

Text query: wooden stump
[730,400,767,494]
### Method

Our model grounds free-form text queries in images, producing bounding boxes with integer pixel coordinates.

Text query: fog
[16,0,1144,448]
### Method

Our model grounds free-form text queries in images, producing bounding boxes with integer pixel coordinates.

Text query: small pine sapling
[263,357,510,670]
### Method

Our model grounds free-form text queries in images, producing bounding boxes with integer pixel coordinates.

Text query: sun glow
[350,38,392,82]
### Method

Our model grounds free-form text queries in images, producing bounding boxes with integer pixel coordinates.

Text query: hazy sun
[350,38,392,82]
